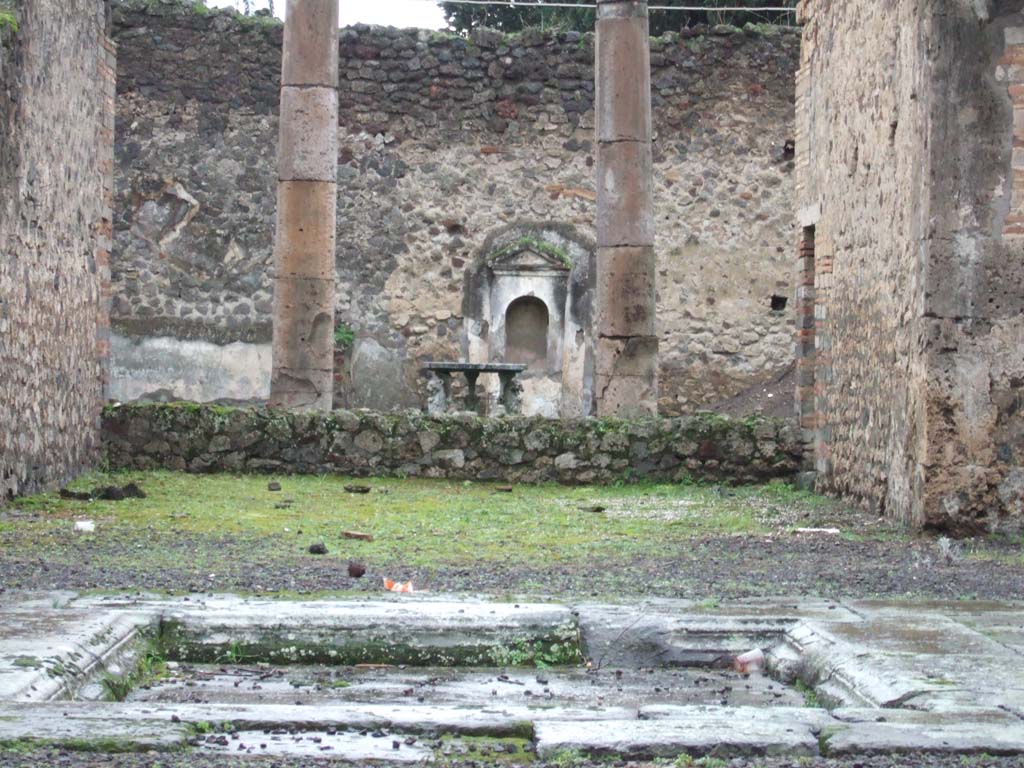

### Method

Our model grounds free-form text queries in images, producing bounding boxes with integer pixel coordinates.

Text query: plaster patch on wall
[109,333,270,403]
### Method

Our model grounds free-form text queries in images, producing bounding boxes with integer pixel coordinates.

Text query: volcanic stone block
[278,87,339,183]
[594,336,658,416]
[274,181,338,280]
[271,0,339,411]
[595,245,656,337]
[594,0,657,415]
[596,140,654,247]
[271,274,335,410]
[595,17,651,142]
[282,0,339,87]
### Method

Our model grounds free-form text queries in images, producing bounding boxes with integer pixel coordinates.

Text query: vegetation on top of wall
[112,0,797,43]
[0,0,17,36]
[442,0,798,35]
[115,0,281,28]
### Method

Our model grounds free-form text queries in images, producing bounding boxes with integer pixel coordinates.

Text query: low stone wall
[102,403,802,484]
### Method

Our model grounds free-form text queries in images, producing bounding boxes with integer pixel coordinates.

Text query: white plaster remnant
[109,333,270,403]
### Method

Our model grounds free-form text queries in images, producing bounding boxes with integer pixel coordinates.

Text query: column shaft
[269,0,339,411]
[594,0,658,417]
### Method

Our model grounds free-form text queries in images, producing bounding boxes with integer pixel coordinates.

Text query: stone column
[593,0,658,417]
[268,0,339,411]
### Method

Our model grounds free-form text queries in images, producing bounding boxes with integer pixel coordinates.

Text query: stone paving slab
[155,596,578,664]
[0,700,632,740]
[576,598,862,669]
[0,703,190,751]
[199,728,435,761]
[824,720,1024,756]
[128,663,805,709]
[0,604,151,702]
[535,711,820,758]
[784,614,1024,710]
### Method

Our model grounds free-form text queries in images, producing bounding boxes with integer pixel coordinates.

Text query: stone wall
[796,0,1024,532]
[0,0,115,499]
[109,0,799,415]
[102,402,802,483]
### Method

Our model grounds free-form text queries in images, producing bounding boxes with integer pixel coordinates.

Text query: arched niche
[505,296,550,368]
[461,223,594,417]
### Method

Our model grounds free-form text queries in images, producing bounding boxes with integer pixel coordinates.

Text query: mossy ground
[2,471,1023,599]
[7,470,832,565]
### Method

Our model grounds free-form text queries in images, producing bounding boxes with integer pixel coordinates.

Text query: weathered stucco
[110,0,799,414]
[796,0,1024,532]
[0,0,114,498]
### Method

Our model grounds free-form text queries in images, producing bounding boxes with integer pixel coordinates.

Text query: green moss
[157,619,582,668]
[7,468,845,584]
[434,734,535,765]
[428,29,461,44]
[491,236,572,268]
[0,737,183,754]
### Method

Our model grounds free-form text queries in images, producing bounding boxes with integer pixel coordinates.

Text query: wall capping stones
[102,403,803,484]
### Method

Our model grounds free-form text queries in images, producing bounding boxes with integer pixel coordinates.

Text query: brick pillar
[269,0,339,411]
[593,0,658,417]
[96,12,117,401]
[794,226,816,460]
[813,238,833,477]
[999,28,1024,238]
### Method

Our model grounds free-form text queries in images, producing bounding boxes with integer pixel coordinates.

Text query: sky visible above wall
[206,0,448,29]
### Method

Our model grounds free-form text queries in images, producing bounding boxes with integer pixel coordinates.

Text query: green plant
[220,640,252,664]
[333,323,355,348]
[0,10,16,34]
[0,0,16,34]
[100,675,133,702]
[548,748,588,768]
[794,679,821,708]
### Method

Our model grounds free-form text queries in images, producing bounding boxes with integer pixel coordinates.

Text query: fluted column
[594,0,658,416]
[269,0,339,411]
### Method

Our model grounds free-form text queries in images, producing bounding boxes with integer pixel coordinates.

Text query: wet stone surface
[127,663,805,710]
[196,727,433,762]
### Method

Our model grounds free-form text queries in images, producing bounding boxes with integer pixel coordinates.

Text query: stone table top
[423,362,527,373]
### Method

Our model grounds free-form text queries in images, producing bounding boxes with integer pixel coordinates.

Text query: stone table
[423,362,527,415]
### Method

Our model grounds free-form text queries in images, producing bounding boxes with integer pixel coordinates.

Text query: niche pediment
[488,239,571,273]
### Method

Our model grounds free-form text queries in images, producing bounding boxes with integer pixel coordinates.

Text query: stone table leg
[498,372,523,414]
[464,372,481,414]
[426,372,451,415]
